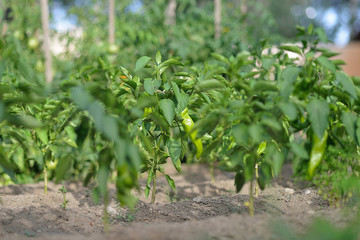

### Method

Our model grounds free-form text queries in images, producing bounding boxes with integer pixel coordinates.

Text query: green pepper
[181,108,203,158]
[307,130,328,179]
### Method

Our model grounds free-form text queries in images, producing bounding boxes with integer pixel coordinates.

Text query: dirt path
[0,163,349,240]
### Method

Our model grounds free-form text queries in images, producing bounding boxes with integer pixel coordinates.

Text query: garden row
[0,25,359,215]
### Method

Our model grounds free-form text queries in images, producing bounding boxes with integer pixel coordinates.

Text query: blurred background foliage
[2,0,359,76]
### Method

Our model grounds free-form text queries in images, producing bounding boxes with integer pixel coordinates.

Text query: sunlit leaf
[306,99,329,138]
[317,56,336,73]
[279,45,302,55]
[336,72,357,100]
[135,56,152,72]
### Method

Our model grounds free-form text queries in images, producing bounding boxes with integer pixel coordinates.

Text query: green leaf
[55,155,72,182]
[147,169,154,186]
[264,143,284,177]
[261,118,282,132]
[280,66,299,99]
[356,118,360,146]
[211,53,230,65]
[36,128,48,145]
[232,124,249,146]
[317,56,336,73]
[97,166,109,195]
[103,116,119,142]
[249,124,263,143]
[336,72,358,100]
[7,115,42,128]
[278,101,298,121]
[279,45,302,55]
[0,146,17,181]
[171,82,181,100]
[165,174,176,190]
[145,186,150,198]
[252,81,277,92]
[159,59,183,69]
[144,79,162,95]
[176,93,189,114]
[135,56,152,72]
[315,28,328,43]
[0,101,5,122]
[258,162,272,190]
[71,86,93,109]
[197,79,225,91]
[149,112,169,130]
[65,126,77,146]
[341,112,357,141]
[306,99,329,138]
[155,51,162,64]
[262,58,275,70]
[167,139,182,172]
[257,141,267,157]
[290,142,309,159]
[159,99,176,125]
[234,172,245,193]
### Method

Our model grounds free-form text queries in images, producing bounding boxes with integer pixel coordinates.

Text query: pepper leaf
[167,139,182,172]
[159,99,176,125]
[306,99,329,139]
[135,56,151,72]
[336,72,358,100]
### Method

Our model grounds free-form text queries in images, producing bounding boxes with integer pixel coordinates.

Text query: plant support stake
[109,0,115,45]
[40,0,52,83]
[214,0,221,39]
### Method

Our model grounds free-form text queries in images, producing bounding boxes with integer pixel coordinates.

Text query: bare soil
[0,163,353,240]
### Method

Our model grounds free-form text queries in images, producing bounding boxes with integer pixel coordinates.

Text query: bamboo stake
[165,0,176,26]
[214,0,221,39]
[40,0,52,83]
[109,0,115,45]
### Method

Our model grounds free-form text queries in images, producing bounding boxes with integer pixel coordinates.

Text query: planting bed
[0,163,352,240]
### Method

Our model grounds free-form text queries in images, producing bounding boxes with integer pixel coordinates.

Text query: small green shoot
[58,182,69,210]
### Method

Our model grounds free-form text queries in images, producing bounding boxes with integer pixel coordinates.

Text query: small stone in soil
[193,197,202,203]
[107,206,117,216]
[307,200,312,205]
[304,189,311,195]
[284,188,295,194]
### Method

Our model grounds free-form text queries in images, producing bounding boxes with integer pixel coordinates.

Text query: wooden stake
[109,0,115,45]
[214,0,221,39]
[165,0,176,26]
[40,0,52,83]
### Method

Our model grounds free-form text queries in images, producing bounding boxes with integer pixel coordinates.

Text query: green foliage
[0,1,359,215]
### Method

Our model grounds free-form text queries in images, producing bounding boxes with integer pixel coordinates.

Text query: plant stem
[210,162,215,182]
[255,163,259,197]
[151,173,156,204]
[44,167,48,194]
[103,191,109,233]
[249,179,254,216]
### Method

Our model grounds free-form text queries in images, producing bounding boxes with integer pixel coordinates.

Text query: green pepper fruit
[180,108,203,158]
[307,130,328,179]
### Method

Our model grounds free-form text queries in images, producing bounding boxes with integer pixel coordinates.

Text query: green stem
[255,163,259,197]
[249,179,254,216]
[151,173,156,204]
[44,167,48,194]
[103,190,109,233]
[210,162,215,182]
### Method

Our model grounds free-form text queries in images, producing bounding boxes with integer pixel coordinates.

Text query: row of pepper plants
[0,25,360,214]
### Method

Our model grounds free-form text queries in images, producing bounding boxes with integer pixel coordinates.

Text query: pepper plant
[127,51,204,203]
